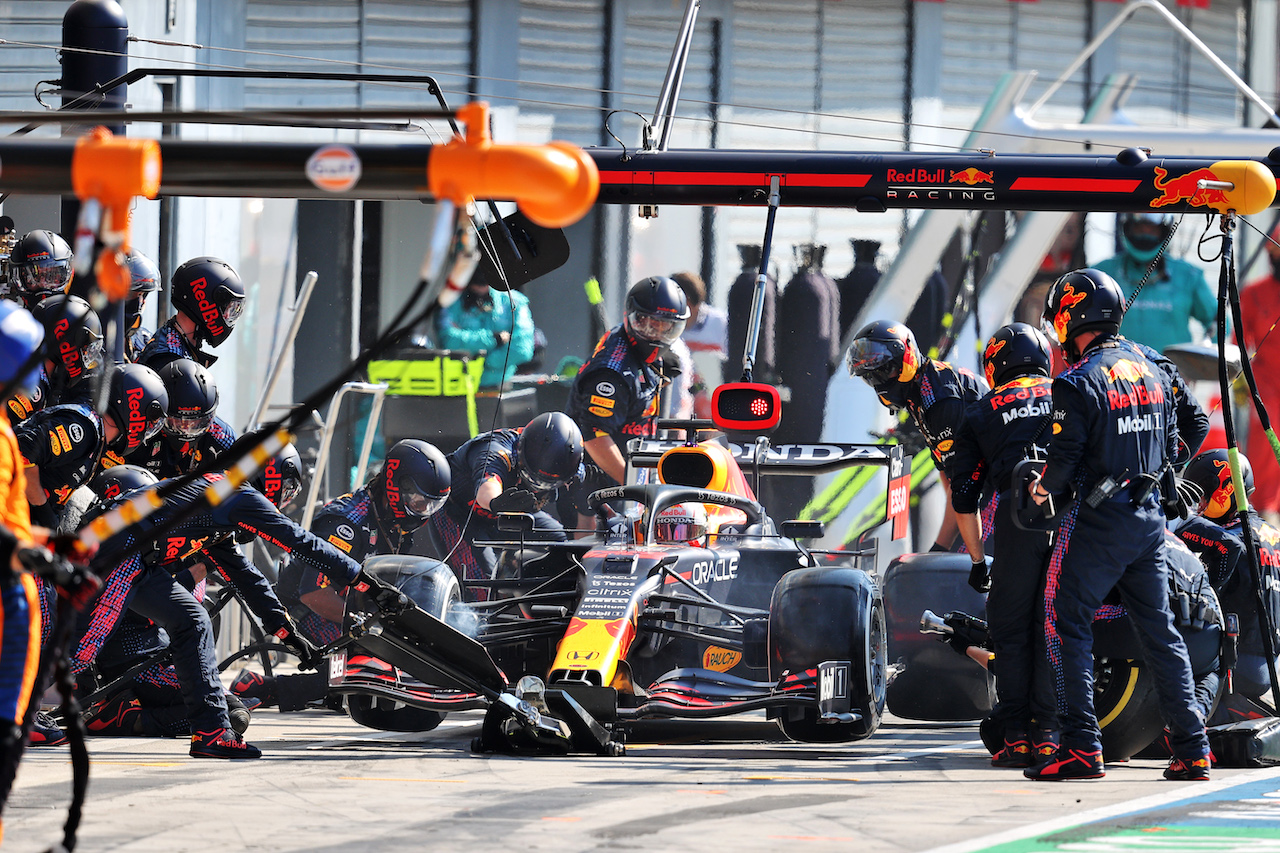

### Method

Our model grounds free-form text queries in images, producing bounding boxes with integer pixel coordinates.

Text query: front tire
[768,567,886,742]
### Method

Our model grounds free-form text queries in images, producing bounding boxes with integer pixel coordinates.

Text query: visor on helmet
[654,503,707,545]
[164,413,213,441]
[627,310,685,347]
[80,336,105,372]
[222,297,245,328]
[398,480,446,518]
[846,338,900,386]
[17,260,72,296]
[519,466,565,493]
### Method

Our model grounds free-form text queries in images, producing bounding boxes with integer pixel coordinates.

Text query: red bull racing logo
[899,338,920,383]
[1206,459,1237,518]
[125,387,148,448]
[188,277,226,339]
[982,338,1006,386]
[1103,359,1153,383]
[383,457,403,516]
[1052,284,1088,343]
[1151,167,1227,210]
[950,168,994,186]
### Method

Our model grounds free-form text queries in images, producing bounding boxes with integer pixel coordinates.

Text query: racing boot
[1031,727,1059,763]
[230,669,277,710]
[1164,753,1211,781]
[1023,746,1105,781]
[85,692,144,735]
[190,726,262,759]
[991,731,1033,768]
[28,711,68,747]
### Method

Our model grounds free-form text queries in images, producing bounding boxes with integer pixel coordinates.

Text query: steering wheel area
[586,483,764,543]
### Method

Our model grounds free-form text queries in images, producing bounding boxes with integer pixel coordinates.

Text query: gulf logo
[305,145,363,192]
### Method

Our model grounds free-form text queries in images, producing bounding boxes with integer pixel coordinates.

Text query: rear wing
[626,438,910,539]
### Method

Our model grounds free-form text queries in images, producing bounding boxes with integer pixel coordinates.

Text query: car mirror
[781,519,824,540]
[497,512,535,534]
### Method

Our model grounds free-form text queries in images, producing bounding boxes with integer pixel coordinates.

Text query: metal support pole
[650,0,701,151]
[248,270,319,430]
[301,381,388,529]
[741,176,781,382]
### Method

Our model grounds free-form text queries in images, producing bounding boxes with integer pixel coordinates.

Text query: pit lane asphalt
[7,709,1280,852]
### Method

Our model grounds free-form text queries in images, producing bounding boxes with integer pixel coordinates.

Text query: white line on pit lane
[302,719,481,750]
[922,766,1280,853]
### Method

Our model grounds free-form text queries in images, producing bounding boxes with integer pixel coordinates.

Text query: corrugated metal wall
[517,0,606,144]
[0,1,74,111]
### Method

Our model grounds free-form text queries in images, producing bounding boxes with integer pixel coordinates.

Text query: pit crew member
[847,319,988,552]
[120,358,235,477]
[136,257,245,372]
[1027,267,1208,782]
[949,322,1058,767]
[7,230,73,311]
[566,276,687,530]
[7,294,104,425]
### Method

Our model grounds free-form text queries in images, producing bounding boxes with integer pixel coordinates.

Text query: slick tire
[768,567,886,742]
[1095,658,1162,762]
[346,695,445,733]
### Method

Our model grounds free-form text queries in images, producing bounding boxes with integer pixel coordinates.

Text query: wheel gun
[920,609,993,669]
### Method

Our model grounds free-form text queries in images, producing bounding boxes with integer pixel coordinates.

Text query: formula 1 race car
[327,412,907,754]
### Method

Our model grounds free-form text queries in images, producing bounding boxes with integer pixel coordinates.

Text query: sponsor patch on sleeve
[590,395,615,409]
[327,534,353,553]
[596,381,615,396]
[588,405,612,418]
[54,425,72,455]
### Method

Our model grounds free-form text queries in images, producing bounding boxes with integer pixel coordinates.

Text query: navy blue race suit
[898,357,988,477]
[125,415,237,479]
[565,326,662,511]
[1177,511,1280,699]
[1132,340,1210,464]
[427,428,577,601]
[15,402,104,535]
[73,475,359,733]
[951,373,1056,741]
[1039,335,1208,762]
[136,318,216,372]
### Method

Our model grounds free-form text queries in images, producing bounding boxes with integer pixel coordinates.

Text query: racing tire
[768,567,886,742]
[345,557,463,733]
[1094,658,1162,762]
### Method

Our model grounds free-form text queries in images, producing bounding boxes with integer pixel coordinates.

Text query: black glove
[490,487,537,514]
[275,626,323,671]
[947,634,974,656]
[353,570,410,615]
[1174,477,1203,518]
[968,555,993,594]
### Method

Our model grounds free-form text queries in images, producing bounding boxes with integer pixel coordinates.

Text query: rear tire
[768,567,886,742]
[1095,658,1162,762]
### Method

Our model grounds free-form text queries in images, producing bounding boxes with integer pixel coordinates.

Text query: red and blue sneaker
[28,711,68,747]
[1164,754,1211,781]
[190,727,262,759]
[1024,747,1105,780]
[991,732,1034,768]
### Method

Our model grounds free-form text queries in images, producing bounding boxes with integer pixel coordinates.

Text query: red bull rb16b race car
[327,418,907,755]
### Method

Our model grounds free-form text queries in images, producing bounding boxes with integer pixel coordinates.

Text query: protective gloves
[968,555,993,594]
[490,487,537,514]
[274,625,323,671]
[353,570,410,615]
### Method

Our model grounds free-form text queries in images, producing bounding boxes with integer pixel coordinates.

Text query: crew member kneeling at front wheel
[1027,268,1209,783]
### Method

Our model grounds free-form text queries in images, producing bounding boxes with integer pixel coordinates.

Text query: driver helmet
[516,412,583,492]
[158,358,218,442]
[1043,268,1124,357]
[10,230,73,310]
[376,439,450,527]
[1120,212,1173,264]
[654,502,708,546]
[624,276,689,362]
[170,257,246,347]
[1183,448,1255,521]
[32,294,104,384]
[252,443,304,510]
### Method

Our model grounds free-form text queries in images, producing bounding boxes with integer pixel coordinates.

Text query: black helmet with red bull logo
[1043,268,1125,360]
[516,412,583,492]
[982,322,1052,388]
[847,320,921,409]
[10,230,73,310]
[1184,449,1254,521]
[90,464,158,502]
[125,249,161,332]
[32,294,104,384]
[106,364,168,452]
[252,443,303,510]
[624,276,690,361]
[170,257,245,348]
[157,358,218,442]
[374,439,450,528]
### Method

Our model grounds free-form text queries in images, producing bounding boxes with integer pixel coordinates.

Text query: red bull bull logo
[1150,167,1228,210]
[1052,284,1089,343]
[1258,523,1280,547]
[1103,359,1153,383]
[983,338,1005,386]
[899,340,919,383]
[1205,458,1237,518]
[950,168,994,186]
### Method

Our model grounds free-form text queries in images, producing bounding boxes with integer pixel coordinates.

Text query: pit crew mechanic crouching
[427,413,582,601]
[136,257,245,372]
[847,320,988,552]
[949,323,1058,768]
[71,446,344,758]
[118,358,236,477]
[1027,267,1208,782]
[1177,449,1280,703]
[566,276,687,533]
[6,295,105,426]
